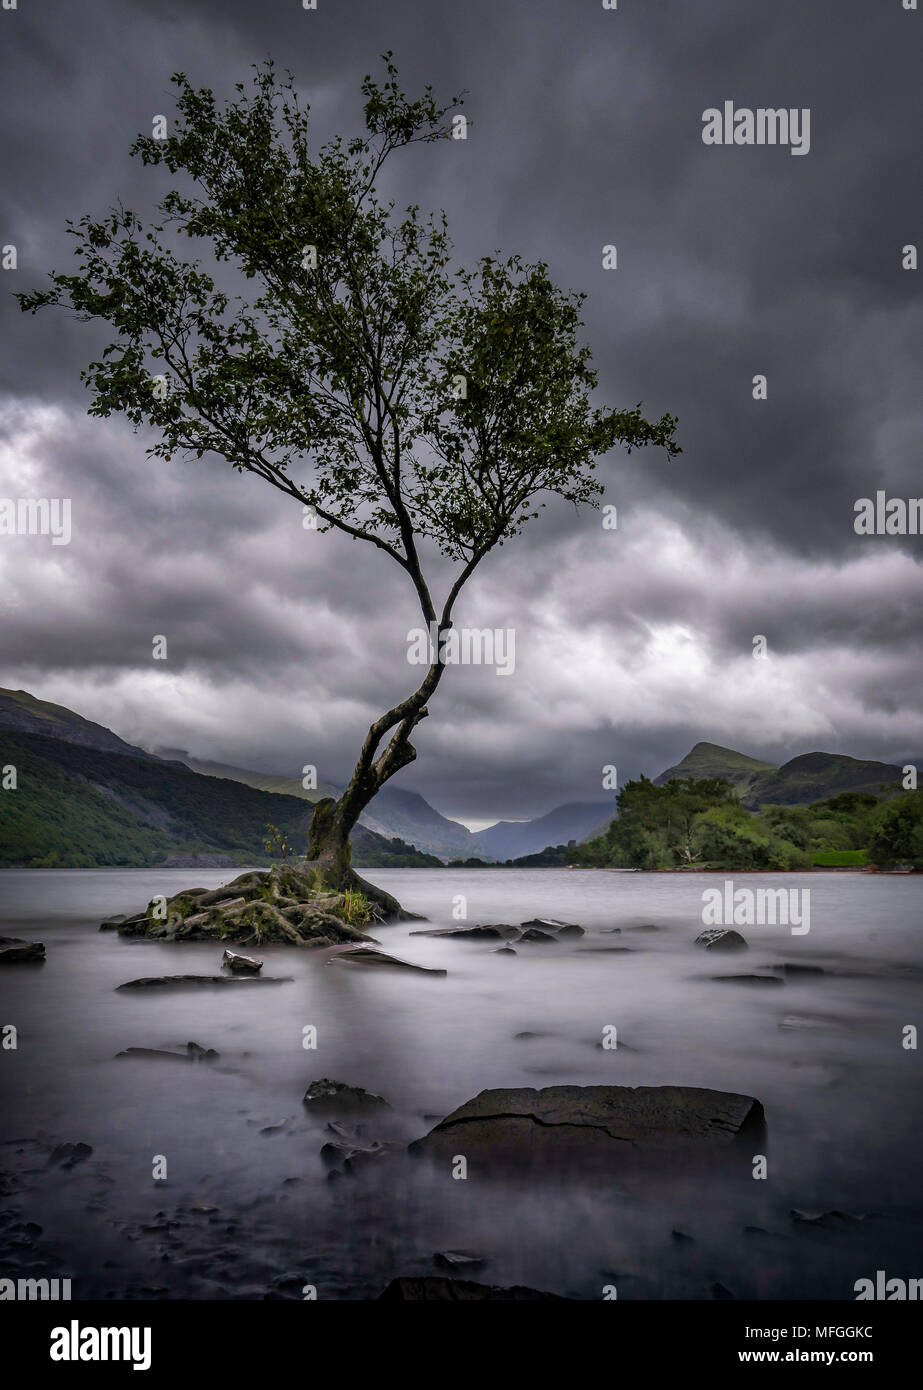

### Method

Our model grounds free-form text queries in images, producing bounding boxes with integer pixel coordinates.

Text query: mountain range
[472,800,615,860]
[0,693,912,868]
[654,740,905,808]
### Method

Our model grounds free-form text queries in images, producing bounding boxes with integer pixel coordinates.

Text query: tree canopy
[19,56,680,886]
[19,56,679,623]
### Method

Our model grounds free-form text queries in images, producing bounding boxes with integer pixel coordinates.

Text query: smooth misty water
[0,867,920,1300]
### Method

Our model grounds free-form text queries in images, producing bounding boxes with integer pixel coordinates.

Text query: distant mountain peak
[654,741,776,789]
[472,800,615,860]
[688,740,767,760]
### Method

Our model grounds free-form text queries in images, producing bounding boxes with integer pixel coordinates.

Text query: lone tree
[20,58,679,913]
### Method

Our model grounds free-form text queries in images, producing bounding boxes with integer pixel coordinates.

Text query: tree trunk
[301,663,443,917]
[303,795,404,919]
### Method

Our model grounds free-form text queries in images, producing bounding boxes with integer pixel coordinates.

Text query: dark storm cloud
[0,0,920,820]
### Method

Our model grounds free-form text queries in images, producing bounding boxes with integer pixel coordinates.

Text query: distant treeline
[563,776,922,871]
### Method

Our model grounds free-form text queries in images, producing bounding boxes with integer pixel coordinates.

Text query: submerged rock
[115,1041,219,1063]
[521,918,581,933]
[518,928,558,944]
[409,1084,765,1170]
[517,918,585,939]
[378,1276,570,1301]
[49,1142,93,1168]
[410,925,518,940]
[711,975,784,987]
[302,1078,390,1113]
[320,1135,400,1173]
[434,1250,488,1271]
[330,947,446,975]
[116,975,292,990]
[116,1047,193,1064]
[778,1013,842,1031]
[791,1209,861,1230]
[0,936,45,964]
[694,929,748,951]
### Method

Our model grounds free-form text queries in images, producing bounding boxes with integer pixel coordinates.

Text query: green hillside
[184,756,338,802]
[651,742,904,811]
[0,732,436,868]
[568,777,920,871]
[654,741,776,796]
[741,752,904,808]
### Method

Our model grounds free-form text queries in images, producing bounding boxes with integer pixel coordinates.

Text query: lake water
[1,866,920,1300]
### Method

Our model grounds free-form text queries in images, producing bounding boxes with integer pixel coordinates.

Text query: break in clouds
[0,0,921,821]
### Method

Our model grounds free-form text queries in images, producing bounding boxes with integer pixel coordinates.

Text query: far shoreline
[1,863,918,875]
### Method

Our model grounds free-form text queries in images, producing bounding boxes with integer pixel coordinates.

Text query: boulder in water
[0,935,45,964]
[303,1078,390,1113]
[694,928,748,951]
[331,947,446,975]
[222,948,263,973]
[409,1084,765,1172]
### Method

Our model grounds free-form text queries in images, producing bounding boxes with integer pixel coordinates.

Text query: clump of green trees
[566,778,922,871]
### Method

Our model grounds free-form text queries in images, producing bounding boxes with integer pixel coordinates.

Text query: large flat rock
[409,1084,764,1171]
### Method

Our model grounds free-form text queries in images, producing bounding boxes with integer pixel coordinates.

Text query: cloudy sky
[1,0,920,825]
